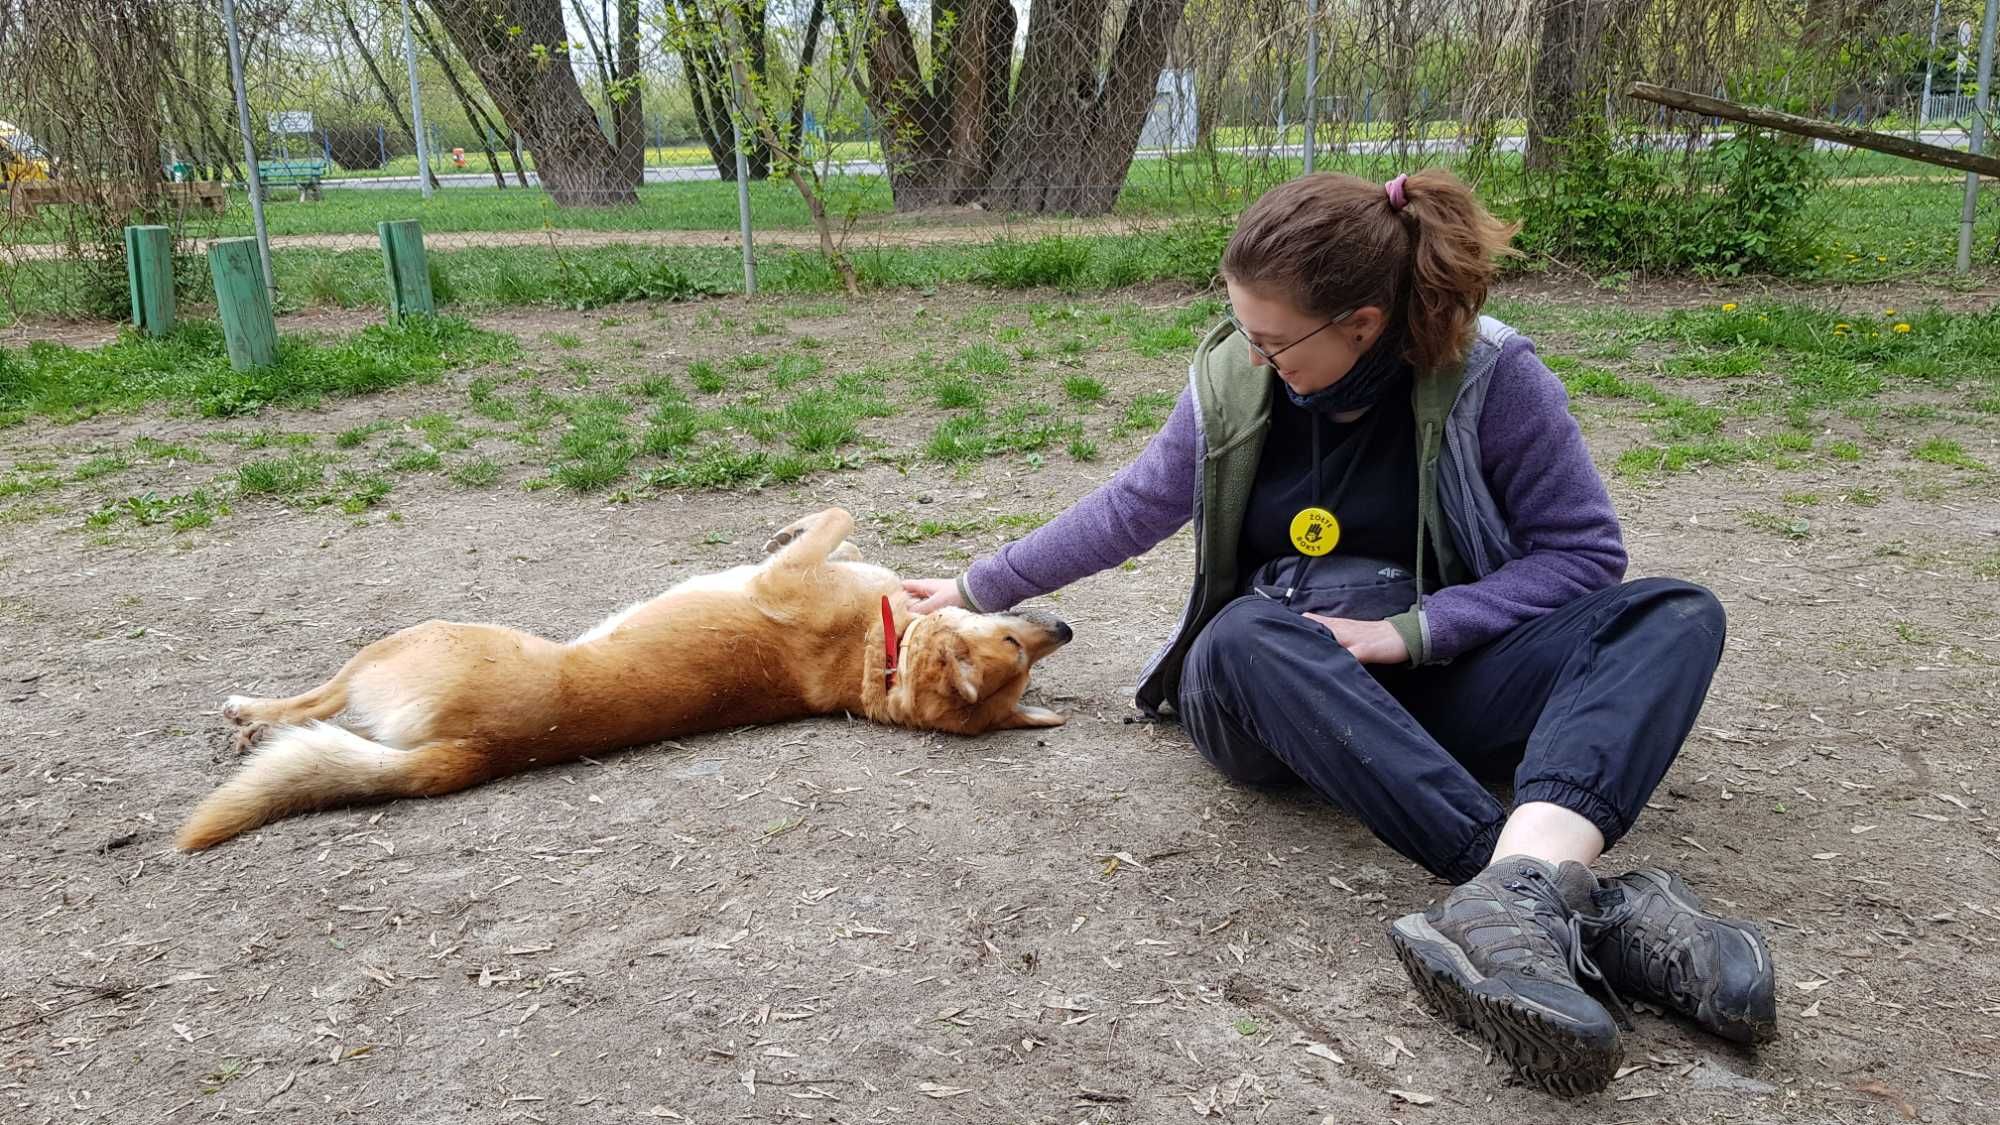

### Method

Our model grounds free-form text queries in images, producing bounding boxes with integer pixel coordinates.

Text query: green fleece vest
[1132,320,1483,716]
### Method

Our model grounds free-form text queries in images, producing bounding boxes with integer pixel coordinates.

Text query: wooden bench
[7,179,228,219]
[256,158,329,202]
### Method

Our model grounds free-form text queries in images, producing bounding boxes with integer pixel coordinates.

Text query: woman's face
[1225,280,1388,397]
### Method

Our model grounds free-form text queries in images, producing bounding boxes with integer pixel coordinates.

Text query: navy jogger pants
[1177,578,1726,883]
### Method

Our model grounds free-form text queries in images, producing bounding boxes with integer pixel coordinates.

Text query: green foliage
[0,317,514,423]
[555,260,719,310]
[1517,126,1824,275]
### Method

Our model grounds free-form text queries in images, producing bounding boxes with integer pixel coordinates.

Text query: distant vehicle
[0,120,51,183]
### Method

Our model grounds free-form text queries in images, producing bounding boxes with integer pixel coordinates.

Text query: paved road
[321,129,1982,191]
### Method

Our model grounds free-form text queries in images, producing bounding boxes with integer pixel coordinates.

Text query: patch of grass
[643,399,702,456]
[644,444,772,489]
[1787,354,1882,409]
[336,420,393,448]
[1114,391,1176,437]
[975,236,1093,290]
[1064,375,1107,403]
[468,377,521,422]
[547,331,582,349]
[782,389,864,453]
[1663,347,1767,378]
[954,343,1011,379]
[236,452,326,497]
[1650,398,1725,440]
[339,472,394,514]
[131,437,208,462]
[548,395,637,492]
[689,360,727,393]
[72,454,129,482]
[926,413,993,463]
[90,488,226,531]
[730,352,773,372]
[0,473,61,498]
[1843,487,1882,506]
[1912,437,1984,469]
[449,457,501,488]
[1068,437,1100,461]
[771,353,825,390]
[1827,440,1863,462]
[390,447,443,472]
[0,317,515,422]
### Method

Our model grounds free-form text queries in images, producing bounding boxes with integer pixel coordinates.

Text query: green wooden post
[378,219,435,319]
[207,237,278,370]
[123,225,176,337]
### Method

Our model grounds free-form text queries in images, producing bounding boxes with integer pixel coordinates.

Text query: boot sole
[1391,914,1620,1097]
[1616,869,1779,1045]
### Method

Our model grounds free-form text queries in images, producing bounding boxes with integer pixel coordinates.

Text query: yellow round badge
[1289,507,1341,556]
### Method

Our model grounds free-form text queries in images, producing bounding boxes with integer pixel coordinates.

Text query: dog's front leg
[761,508,861,565]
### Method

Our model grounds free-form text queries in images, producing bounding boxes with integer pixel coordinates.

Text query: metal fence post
[400,0,435,199]
[220,0,275,302]
[1959,0,1997,273]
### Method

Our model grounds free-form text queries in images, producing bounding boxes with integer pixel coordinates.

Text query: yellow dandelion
[1894,323,1912,333]
[1721,302,1739,312]
[1884,308,1897,316]
[1875,256,1887,263]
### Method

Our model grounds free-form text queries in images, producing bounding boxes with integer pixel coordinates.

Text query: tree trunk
[431,0,637,206]
[783,0,827,160]
[671,0,770,180]
[857,0,1182,215]
[1525,0,1610,171]
[980,0,1184,213]
[613,0,644,188]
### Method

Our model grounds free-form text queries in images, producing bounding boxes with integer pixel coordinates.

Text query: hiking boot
[1589,868,1777,1045]
[1389,856,1623,1097]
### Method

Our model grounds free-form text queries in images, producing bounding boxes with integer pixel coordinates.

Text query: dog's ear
[953,654,981,702]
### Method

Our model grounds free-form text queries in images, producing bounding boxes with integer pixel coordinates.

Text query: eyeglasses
[1228,307,1355,366]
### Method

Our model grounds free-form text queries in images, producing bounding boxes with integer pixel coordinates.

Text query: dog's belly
[570,565,759,644]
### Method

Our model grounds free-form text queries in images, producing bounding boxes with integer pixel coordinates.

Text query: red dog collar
[880,595,899,689]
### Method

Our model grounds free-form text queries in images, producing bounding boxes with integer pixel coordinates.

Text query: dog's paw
[222,695,254,725]
[762,516,816,557]
[229,721,271,755]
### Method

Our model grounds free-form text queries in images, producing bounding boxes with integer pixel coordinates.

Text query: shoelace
[1506,866,1636,1031]
[1592,888,1699,1011]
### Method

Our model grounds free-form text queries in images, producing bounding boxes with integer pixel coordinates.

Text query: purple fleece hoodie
[959,332,1629,663]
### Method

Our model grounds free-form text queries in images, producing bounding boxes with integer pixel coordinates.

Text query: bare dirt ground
[2,285,1998,1124]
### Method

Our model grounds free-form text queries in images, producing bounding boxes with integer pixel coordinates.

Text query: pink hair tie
[1384,173,1409,211]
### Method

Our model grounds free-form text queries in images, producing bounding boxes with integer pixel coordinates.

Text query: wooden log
[377,219,435,319]
[123,224,176,337]
[1626,81,2000,179]
[208,237,278,370]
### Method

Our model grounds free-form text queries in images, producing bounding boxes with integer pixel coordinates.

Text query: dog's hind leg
[223,663,356,753]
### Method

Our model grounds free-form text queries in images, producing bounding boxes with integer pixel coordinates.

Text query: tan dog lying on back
[179,508,1072,850]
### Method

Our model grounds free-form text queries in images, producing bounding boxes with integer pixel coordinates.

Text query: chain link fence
[1,0,1996,329]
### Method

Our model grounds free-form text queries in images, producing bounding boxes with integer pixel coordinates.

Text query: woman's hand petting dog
[902,579,964,614]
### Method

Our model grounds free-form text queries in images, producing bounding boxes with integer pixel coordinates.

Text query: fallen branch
[1626,81,2000,179]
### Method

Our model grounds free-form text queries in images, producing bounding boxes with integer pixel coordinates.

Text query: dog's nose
[1014,609,1072,644]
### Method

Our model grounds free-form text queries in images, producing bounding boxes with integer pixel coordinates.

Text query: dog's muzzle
[1011,609,1073,645]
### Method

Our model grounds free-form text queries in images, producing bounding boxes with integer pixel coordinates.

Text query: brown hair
[1220,169,1521,371]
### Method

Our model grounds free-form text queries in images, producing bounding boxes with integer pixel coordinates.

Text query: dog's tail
[178,723,488,851]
